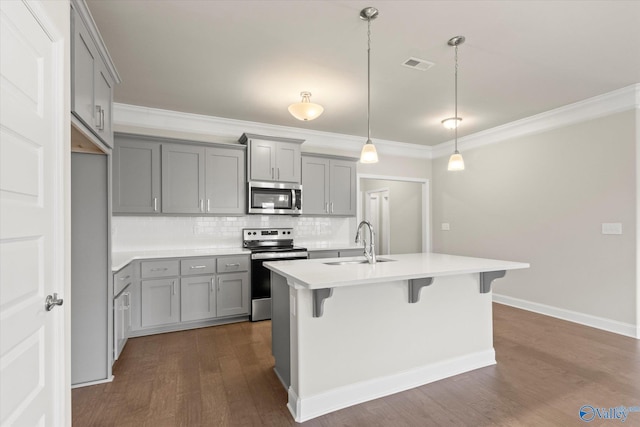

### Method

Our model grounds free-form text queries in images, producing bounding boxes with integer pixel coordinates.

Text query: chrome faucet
[355,220,376,264]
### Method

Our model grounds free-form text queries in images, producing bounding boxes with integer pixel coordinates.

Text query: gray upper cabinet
[302,154,357,216]
[205,147,245,214]
[113,135,161,214]
[162,144,206,214]
[70,1,119,148]
[113,134,246,215]
[240,133,303,183]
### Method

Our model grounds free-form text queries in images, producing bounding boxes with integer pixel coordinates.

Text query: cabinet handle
[172,280,176,295]
[277,168,280,180]
[150,267,168,272]
[325,202,329,213]
[271,167,274,179]
[101,108,105,131]
[95,105,102,129]
[210,278,214,292]
[330,202,334,213]
[189,265,207,269]
[118,275,131,281]
[153,197,158,212]
[125,292,131,308]
[225,263,240,268]
[200,199,204,212]
[207,199,211,212]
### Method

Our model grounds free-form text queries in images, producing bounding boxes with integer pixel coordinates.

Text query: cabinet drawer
[114,263,133,296]
[181,257,216,276]
[217,256,249,273]
[141,260,179,278]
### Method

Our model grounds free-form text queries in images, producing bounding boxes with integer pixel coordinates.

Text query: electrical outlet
[441,223,450,231]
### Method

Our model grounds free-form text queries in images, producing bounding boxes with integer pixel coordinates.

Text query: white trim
[493,293,640,339]
[71,375,114,389]
[432,83,640,158]
[113,103,433,159]
[357,174,431,253]
[287,349,496,423]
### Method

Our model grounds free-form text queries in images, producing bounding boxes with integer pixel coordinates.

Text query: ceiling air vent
[402,57,435,71]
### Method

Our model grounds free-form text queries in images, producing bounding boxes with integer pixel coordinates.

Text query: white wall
[432,110,637,334]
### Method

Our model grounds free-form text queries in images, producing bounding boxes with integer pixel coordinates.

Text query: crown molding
[432,83,640,159]
[113,103,434,159]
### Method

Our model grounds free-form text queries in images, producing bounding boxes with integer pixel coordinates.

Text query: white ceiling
[86,0,640,146]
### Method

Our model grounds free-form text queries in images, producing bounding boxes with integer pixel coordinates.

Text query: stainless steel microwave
[248,181,302,215]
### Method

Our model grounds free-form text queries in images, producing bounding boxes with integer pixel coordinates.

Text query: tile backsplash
[112,215,355,252]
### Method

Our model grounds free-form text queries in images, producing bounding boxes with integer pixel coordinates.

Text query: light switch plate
[441,223,450,231]
[601,223,622,235]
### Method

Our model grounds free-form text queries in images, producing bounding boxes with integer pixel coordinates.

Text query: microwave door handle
[291,189,296,210]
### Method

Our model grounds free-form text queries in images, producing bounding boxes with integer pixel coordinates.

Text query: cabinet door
[114,289,131,360]
[275,141,301,183]
[205,147,246,214]
[249,139,276,181]
[162,144,205,214]
[71,8,97,130]
[141,278,179,328]
[302,156,330,214]
[113,137,161,213]
[94,64,113,148]
[217,273,249,317]
[329,159,357,215]
[181,275,216,322]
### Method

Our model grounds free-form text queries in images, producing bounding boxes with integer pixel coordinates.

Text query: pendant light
[359,7,379,164]
[447,35,465,171]
[288,91,324,121]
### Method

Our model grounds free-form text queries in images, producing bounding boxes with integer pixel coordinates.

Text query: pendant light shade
[360,139,378,163]
[288,91,324,121]
[359,7,379,164]
[446,35,465,172]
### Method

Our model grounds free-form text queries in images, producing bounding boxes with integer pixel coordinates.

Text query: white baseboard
[71,375,114,389]
[287,349,496,423]
[493,293,639,339]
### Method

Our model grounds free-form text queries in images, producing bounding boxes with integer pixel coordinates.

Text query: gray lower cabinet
[141,278,180,328]
[113,286,131,361]
[302,154,357,216]
[129,255,250,337]
[181,275,216,322]
[217,273,249,317]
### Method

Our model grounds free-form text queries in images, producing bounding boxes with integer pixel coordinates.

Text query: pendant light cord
[454,43,458,153]
[367,17,372,143]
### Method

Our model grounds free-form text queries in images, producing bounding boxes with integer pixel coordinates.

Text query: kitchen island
[265,252,529,422]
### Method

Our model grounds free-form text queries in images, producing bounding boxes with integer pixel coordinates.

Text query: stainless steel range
[243,228,308,321]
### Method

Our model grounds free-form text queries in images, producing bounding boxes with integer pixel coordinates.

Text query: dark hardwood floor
[72,304,640,426]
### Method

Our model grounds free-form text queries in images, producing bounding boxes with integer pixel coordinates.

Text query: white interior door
[0,1,69,425]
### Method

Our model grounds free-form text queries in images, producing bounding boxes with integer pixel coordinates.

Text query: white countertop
[112,248,250,271]
[264,252,529,290]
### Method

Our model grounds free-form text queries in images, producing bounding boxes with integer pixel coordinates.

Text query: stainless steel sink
[324,258,396,266]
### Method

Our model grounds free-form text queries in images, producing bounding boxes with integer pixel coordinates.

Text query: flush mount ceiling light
[288,91,324,121]
[359,6,379,164]
[447,35,466,172]
[441,117,462,130]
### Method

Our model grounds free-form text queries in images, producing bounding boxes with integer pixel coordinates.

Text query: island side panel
[289,273,495,420]
[271,271,291,388]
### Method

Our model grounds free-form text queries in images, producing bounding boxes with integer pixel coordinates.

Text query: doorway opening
[357,174,430,254]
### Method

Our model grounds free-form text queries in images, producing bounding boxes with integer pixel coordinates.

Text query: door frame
[357,174,430,253]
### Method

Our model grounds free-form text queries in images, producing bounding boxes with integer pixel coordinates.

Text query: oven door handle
[251,251,308,260]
